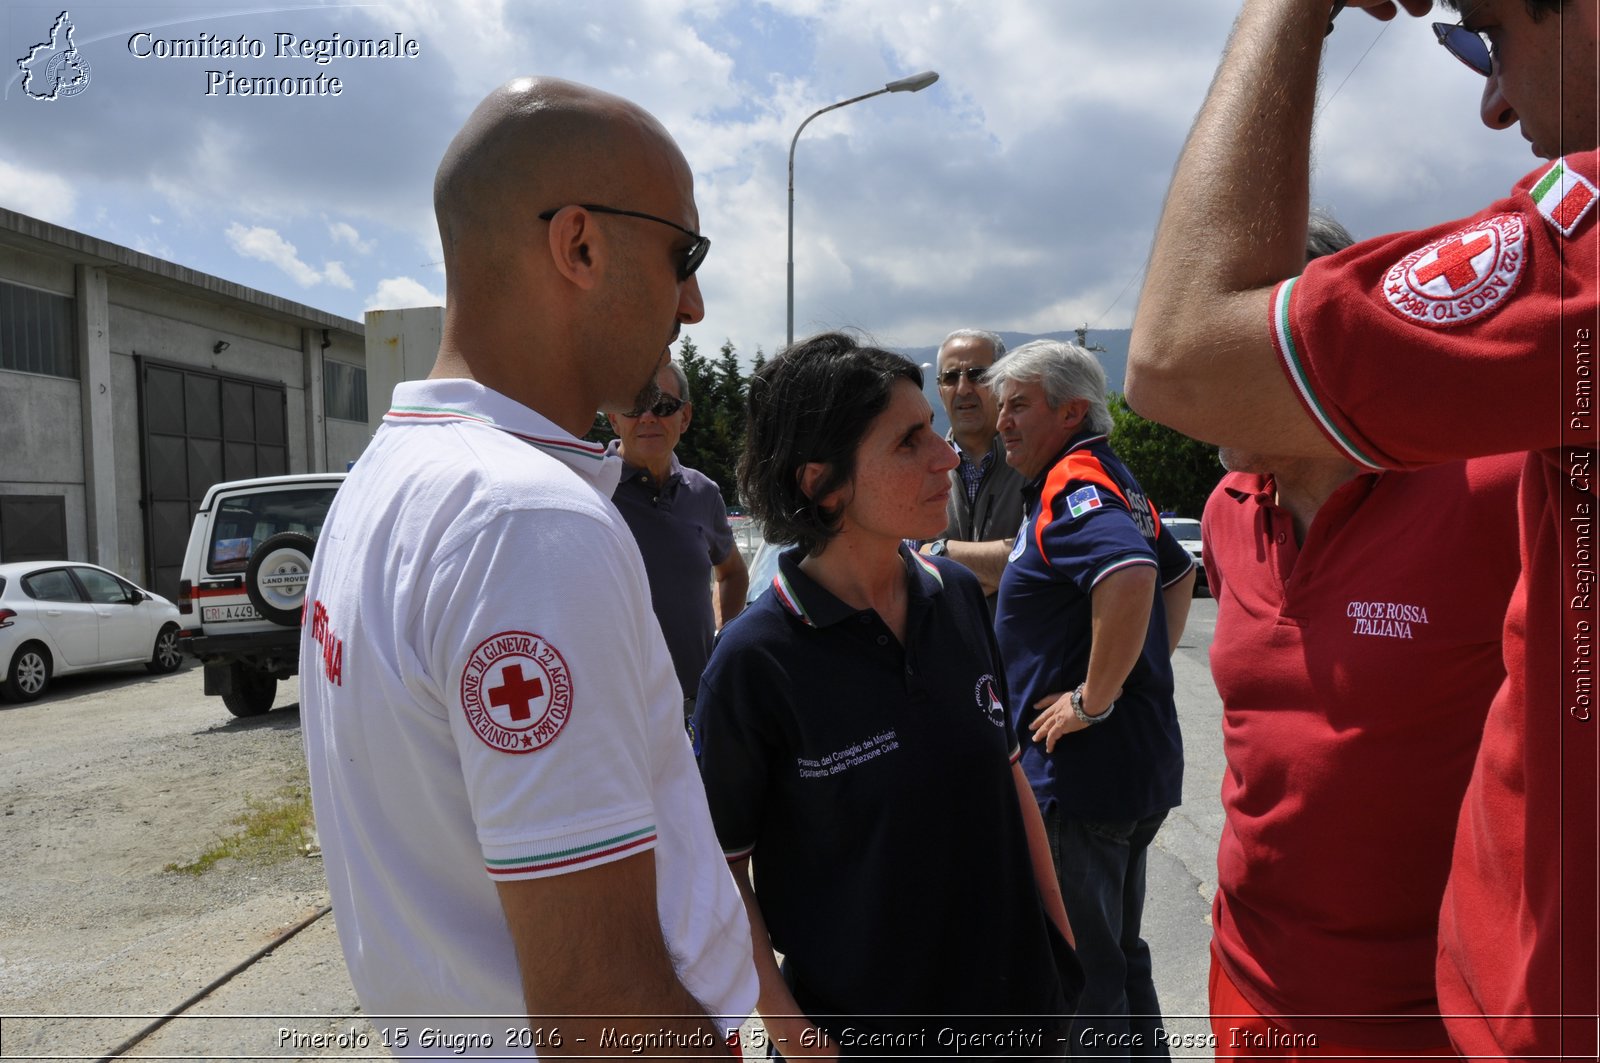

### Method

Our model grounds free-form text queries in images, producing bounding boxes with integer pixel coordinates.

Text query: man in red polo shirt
[1201,211,1524,1057]
[1127,1,1598,1058]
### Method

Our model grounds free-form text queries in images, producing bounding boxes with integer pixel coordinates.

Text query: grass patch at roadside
[166,784,315,876]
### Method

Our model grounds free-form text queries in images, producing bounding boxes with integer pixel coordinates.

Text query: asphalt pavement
[1144,597,1224,1061]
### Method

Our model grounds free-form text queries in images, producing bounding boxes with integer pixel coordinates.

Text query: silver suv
[176,473,345,716]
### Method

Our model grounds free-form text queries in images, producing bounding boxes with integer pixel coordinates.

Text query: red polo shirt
[1270,151,1600,1060]
[1203,458,1521,1049]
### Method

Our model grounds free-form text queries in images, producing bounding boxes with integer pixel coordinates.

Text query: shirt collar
[946,431,1006,464]
[604,440,684,489]
[1220,471,1275,505]
[1025,430,1109,491]
[386,379,622,495]
[769,543,945,629]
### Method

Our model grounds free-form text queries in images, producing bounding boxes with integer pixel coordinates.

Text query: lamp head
[886,70,939,93]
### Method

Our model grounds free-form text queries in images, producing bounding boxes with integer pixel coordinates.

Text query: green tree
[675,335,754,503]
[1107,393,1223,517]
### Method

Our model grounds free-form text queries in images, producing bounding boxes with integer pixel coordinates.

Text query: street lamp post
[786,70,939,348]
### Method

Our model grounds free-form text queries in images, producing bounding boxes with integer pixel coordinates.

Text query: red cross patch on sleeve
[1381,214,1526,329]
[460,630,573,753]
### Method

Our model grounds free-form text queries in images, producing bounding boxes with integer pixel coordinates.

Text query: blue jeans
[1045,807,1170,1060]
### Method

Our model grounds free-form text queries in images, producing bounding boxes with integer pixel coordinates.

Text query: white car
[0,561,183,703]
[1164,516,1208,595]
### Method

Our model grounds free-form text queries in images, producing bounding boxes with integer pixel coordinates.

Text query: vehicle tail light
[178,580,193,613]
[0,608,15,628]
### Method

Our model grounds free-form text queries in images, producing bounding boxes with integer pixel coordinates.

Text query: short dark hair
[1441,0,1566,19]
[739,332,922,556]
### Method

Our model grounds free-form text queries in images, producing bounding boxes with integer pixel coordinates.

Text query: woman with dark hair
[693,332,1078,1058]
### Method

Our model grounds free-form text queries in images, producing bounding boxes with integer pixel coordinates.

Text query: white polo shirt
[301,379,756,1053]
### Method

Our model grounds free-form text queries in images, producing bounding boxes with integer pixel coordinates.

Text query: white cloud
[324,261,355,289]
[328,221,374,255]
[0,160,76,225]
[225,223,356,289]
[367,276,444,310]
[225,223,321,285]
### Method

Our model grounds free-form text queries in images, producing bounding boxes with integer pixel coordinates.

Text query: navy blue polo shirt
[607,444,735,699]
[693,546,1071,1051]
[993,432,1191,823]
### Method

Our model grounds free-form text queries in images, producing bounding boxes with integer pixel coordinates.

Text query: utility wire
[1088,16,1392,334]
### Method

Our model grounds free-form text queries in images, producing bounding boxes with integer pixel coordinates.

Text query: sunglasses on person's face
[537,204,710,281]
[937,366,989,388]
[1433,19,1494,76]
[619,394,687,419]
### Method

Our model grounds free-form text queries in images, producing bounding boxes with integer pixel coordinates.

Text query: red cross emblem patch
[460,630,573,753]
[1382,213,1526,329]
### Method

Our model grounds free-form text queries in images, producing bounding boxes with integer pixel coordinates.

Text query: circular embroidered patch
[975,674,1006,727]
[1382,213,1526,329]
[460,630,573,753]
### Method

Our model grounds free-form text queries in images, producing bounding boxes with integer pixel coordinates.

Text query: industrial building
[0,208,369,601]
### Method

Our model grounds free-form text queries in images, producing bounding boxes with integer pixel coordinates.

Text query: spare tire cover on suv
[244,532,316,626]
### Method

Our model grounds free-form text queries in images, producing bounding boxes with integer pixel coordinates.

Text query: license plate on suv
[202,603,262,623]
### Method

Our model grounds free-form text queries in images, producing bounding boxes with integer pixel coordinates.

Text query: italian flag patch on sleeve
[1066,485,1103,519]
[1531,158,1598,238]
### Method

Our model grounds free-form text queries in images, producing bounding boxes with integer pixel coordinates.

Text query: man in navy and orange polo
[990,339,1193,1059]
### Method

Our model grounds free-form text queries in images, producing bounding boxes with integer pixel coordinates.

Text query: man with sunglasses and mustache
[607,359,748,719]
[1127,0,1598,1059]
[300,77,756,1055]
[921,329,1026,614]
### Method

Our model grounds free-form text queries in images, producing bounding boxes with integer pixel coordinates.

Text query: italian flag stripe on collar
[909,549,944,586]
[1531,157,1598,237]
[772,571,815,627]
[385,404,608,462]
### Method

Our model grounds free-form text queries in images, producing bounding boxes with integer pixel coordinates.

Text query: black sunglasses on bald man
[537,204,710,281]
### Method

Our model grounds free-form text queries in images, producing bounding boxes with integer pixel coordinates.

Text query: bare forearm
[731,860,836,1059]
[529,990,719,1059]
[940,537,1013,596]
[1161,569,1195,656]
[716,577,747,628]
[714,553,749,630]
[1028,567,1157,751]
[498,857,726,1058]
[1126,0,1332,450]
[1083,567,1158,713]
[1013,763,1073,947]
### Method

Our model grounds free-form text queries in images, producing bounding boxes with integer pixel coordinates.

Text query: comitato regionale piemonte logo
[17,11,91,100]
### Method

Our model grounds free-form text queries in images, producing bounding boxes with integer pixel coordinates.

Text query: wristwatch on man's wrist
[1070,683,1114,725]
[925,539,948,557]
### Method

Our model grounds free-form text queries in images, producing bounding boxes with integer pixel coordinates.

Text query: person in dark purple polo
[608,359,748,716]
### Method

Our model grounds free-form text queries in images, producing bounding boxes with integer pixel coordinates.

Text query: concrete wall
[317,333,371,471]
[0,242,85,552]
[0,372,89,560]
[364,306,443,433]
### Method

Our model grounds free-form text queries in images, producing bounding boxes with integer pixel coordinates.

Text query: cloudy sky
[2,0,1534,363]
